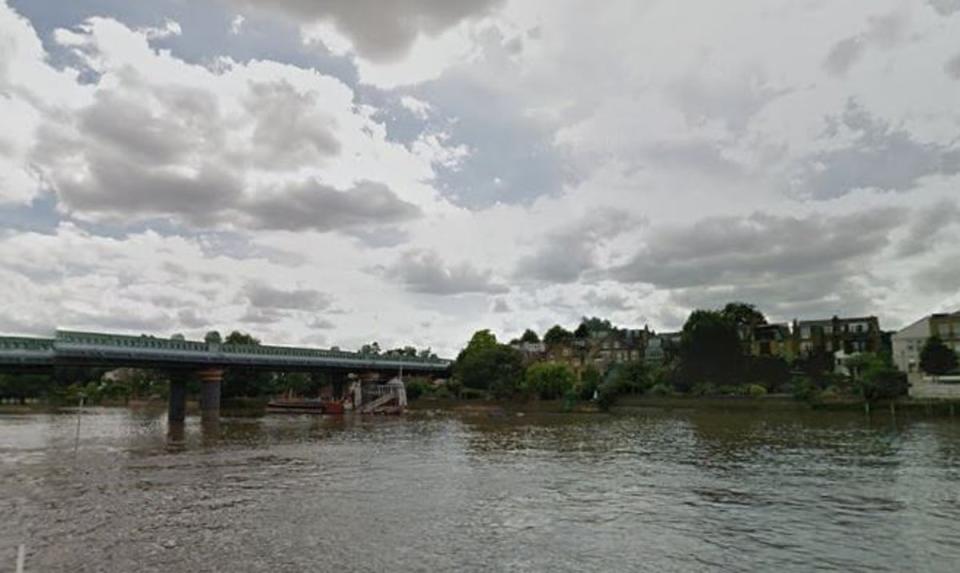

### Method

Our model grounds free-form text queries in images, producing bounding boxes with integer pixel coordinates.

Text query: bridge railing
[0,336,55,352]
[49,330,451,368]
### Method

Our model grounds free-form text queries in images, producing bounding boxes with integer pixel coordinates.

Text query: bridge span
[0,330,451,422]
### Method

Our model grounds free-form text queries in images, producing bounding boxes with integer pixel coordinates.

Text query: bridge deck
[0,331,451,372]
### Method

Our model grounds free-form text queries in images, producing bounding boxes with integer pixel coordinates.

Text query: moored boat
[266,397,345,415]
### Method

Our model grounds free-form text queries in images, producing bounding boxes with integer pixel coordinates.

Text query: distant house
[749,323,794,360]
[892,311,960,375]
[542,328,651,378]
[793,316,882,356]
[644,331,681,366]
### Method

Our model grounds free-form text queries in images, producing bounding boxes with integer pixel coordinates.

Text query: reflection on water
[1,406,959,572]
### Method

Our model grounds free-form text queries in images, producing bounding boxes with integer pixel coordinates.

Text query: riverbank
[408,394,960,417]
[5,394,959,418]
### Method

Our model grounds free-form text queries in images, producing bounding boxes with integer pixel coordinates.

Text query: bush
[525,362,576,400]
[405,379,433,401]
[691,382,718,397]
[746,356,791,392]
[858,364,909,401]
[578,365,602,400]
[744,384,767,397]
[790,376,819,402]
[648,383,673,396]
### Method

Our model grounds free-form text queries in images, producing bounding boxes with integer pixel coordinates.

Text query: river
[1,405,959,572]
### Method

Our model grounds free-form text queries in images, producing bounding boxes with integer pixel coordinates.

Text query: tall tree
[454,330,524,398]
[519,329,541,344]
[580,316,613,334]
[678,310,744,386]
[225,331,260,345]
[543,325,574,345]
[920,336,959,380]
[721,302,767,327]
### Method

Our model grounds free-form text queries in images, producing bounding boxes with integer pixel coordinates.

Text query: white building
[892,312,960,398]
[892,312,960,375]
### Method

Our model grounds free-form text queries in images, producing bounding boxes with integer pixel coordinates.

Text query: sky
[0,0,958,356]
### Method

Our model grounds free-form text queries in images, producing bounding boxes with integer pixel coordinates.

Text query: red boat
[266,397,345,415]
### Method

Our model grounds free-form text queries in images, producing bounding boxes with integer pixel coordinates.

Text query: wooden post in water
[16,544,25,573]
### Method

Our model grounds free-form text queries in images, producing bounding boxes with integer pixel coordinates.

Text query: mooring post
[198,368,224,422]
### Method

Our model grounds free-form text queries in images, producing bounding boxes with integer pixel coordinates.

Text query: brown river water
[1,405,959,572]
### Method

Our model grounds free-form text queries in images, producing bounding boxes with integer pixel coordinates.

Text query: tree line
[444,303,942,409]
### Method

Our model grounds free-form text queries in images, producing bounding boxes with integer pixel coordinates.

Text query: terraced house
[792,316,883,356]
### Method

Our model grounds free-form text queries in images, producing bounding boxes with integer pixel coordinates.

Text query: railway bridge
[0,330,451,422]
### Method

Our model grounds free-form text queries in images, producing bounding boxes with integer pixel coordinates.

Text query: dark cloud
[583,290,631,312]
[929,0,960,16]
[897,200,960,257]
[239,306,289,324]
[32,60,418,234]
[491,298,510,313]
[515,209,638,283]
[176,308,207,328]
[668,270,878,322]
[823,11,908,76]
[914,254,960,294]
[244,282,331,310]
[794,100,960,199]
[823,37,864,76]
[611,208,903,289]
[231,0,503,61]
[383,249,507,295]
[242,81,341,169]
[946,52,960,80]
[309,317,336,329]
[241,180,422,233]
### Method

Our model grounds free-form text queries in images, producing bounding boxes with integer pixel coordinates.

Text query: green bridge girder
[0,330,452,373]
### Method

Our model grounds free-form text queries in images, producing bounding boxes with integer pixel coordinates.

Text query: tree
[609,361,652,394]
[519,329,540,344]
[454,330,524,399]
[721,302,767,327]
[919,336,958,380]
[854,354,909,401]
[543,325,574,345]
[204,331,222,344]
[225,331,260,345]
[220,331,272,397]
[171,333,186,341]
[678,310,744,387]
[524,362,576,399]
[746,355,791,392]
[580,316,613,333]
[360,342,381,355]
[573,323,590,339]
[579,365,602,400]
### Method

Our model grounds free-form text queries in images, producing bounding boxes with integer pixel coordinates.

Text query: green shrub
[578,365,602,400]
[790,376,818,402]
[745,384,767,397]
[525,362,576,400]
[648,383,672,396]
[405,379,433,401]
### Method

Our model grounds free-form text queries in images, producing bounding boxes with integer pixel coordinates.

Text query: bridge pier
[198,368,224,421]
[168,373,188,423]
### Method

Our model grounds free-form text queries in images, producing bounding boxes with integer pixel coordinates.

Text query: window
[938,323,952,337]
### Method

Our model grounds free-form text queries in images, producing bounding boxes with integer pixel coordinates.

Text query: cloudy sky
[1,0,959,355]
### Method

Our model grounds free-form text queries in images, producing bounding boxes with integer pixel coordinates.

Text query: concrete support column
[198,368,224,421]
[168,374,187,423]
